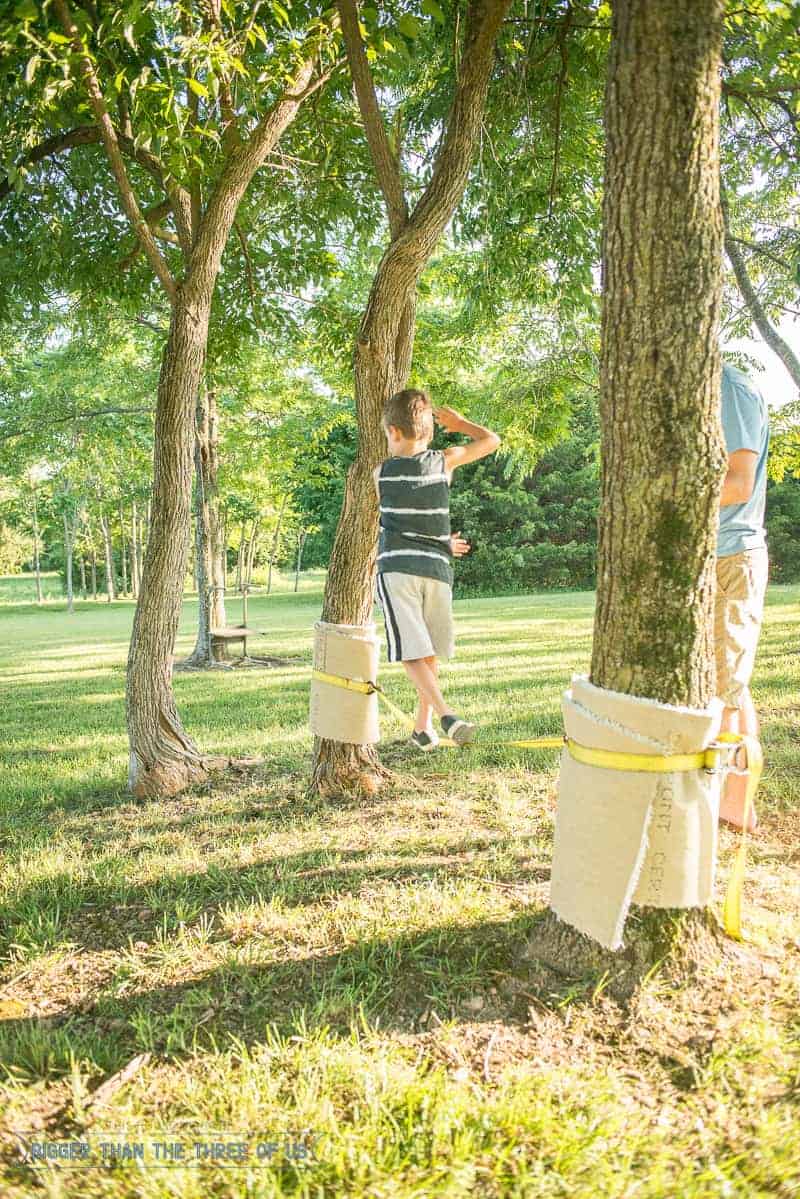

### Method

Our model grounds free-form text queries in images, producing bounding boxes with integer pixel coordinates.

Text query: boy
[373,388,500,750]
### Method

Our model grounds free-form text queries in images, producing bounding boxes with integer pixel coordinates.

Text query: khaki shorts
[375,572,454,663]
[714,547,768,709]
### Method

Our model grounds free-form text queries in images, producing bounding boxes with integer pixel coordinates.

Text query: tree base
[309,738,394,799]
[522,906,724,1003]
[129,757,210,801]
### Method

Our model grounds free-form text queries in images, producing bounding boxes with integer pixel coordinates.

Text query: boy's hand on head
[450,532,471,557]
[434,406,465,433]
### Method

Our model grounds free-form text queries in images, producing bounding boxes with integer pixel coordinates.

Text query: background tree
[1,1,342,797]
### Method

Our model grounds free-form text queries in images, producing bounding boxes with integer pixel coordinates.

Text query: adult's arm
[720,448,758,506]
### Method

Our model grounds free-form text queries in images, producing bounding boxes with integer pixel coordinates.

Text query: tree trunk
[63,512,74,614]
[246,519,259,586]
[186,385,227,667]
[591,0,726,706]
[311,285,417,795]
[294,529,307,593]
[79,556,87,600]
[90,545,98,601]
[131,501,141,598]
[126,290,213,798]
[236,521,246,592]
[309,0,510,796]
[31,486,43,604]
[118,501,128,595]
[99,510,117,603]
[267,495,288,594]
[532,0,727,979]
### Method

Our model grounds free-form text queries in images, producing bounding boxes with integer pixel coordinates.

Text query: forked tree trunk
[532,0,727,981]
[186,385,228,667]
[63,512,74,614]
[99,510,116,602]
[310,0,511,795]
[126,291,212,797]
[31,486,43,604]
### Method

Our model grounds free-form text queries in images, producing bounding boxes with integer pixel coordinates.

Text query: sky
[725,314,800,410]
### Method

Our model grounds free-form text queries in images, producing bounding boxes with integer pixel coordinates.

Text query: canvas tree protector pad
[550,676,725,951]
[310,621,381,745]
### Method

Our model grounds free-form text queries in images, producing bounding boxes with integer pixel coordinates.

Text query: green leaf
[398,14,421,39]
[14,0,38,20]
[187,78,209,98]
[421,0,445,23]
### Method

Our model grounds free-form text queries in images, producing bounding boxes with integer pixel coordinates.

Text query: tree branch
[722,191,800,393]
[189,15,341,300]
[234,220,257,309]
[0,120,194,255]
[548,3,573,219]
[0,406,152,445]
[337,0,408,237]
[52,0,176,300]
[394,0,512,263]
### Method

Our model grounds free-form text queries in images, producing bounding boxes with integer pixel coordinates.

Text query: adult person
[716,361,770,830]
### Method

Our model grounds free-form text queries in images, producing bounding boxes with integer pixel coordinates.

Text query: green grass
[0,581,798,1197]
[0,571,65,604]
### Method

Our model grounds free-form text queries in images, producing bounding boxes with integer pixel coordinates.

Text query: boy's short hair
[383,388,434,441]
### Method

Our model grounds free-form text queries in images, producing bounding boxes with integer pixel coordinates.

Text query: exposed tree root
[522,906,725,1003]
[309,738,395,799]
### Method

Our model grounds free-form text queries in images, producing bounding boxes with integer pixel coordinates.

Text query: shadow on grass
[0,834,551,961]
[0,908,563,1083]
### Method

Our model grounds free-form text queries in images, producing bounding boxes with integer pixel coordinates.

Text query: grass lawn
[0,579,798,1197]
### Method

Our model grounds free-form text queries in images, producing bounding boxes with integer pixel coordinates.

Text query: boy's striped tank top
[377,449,453,584]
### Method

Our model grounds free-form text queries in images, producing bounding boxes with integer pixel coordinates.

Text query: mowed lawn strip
[0,581,798,1198]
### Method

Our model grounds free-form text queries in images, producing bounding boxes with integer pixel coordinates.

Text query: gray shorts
[375,572,454,663]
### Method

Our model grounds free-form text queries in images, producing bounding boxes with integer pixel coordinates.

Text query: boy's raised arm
[436,407,501,474]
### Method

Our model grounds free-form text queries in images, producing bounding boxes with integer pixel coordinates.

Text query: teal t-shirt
[717,363,769,559]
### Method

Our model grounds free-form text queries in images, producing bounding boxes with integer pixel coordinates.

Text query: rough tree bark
[311,0,512,796]
[531,0,727,987]
[52,0,338,796]
[591,0,726,706]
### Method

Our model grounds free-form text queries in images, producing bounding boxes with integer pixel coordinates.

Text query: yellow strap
[312,669,762,940]
[719,733,762,941]
[312,669,374,696]
[312,670,719,769]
